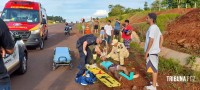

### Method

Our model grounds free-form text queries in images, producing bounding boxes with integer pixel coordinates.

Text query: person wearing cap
[76,34,102,77]
[144,13,163,90]
[122,20,134,50]
[106,39,129,65]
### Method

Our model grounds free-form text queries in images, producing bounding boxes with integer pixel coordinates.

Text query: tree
[108,5,113,12]
[125,8,133,13]
[144,1,149,10]
[47,15,65,22]
[151,0,161,11]
[161,0,200,9]
[108,4,125,16]
[161,0,168,9]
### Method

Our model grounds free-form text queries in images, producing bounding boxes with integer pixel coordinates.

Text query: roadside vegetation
[47,15,66,23]
[133,13,180,42]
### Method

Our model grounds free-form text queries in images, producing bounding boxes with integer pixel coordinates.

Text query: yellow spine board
[86,65,121,87]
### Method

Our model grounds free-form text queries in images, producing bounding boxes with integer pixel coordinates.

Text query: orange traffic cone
[84,24,91,34]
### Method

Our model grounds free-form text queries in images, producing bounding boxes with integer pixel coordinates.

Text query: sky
[0,0,154,22]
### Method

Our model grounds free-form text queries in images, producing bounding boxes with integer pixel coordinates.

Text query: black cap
[101,27,104,30]
[125,20,129,23]
[148,13,157,23]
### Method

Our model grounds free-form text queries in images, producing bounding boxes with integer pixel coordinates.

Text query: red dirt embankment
[164,9,200,55]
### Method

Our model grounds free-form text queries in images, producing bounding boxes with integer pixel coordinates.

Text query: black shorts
[94,25,98,29]
[114,30,120,35]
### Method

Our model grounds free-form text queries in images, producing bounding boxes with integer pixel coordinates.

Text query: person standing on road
[104,20,113,45]
[0,18,15,90]
[122,20,133,50]
[113,19,121,41]
[76,34,102,76]
[144,13,163,90]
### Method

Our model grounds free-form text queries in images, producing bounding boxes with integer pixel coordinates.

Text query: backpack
[75,70,97,85]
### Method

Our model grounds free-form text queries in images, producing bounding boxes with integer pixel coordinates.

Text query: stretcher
[53,47,72,70]
[86,65,121,87]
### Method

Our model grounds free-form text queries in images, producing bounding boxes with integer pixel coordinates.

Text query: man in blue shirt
[76,34,102,76]
[114,19,121,41]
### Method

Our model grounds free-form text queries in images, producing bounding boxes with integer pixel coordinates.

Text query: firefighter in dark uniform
[76,34,102,76]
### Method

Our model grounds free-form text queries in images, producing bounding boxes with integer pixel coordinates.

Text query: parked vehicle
[1,0,48,50]
[4,33,28,75]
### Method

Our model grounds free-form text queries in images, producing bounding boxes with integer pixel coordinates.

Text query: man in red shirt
[122,20,133,50]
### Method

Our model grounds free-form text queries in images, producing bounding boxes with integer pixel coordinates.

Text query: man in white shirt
[104,20,113,44]
[144,13,163,90]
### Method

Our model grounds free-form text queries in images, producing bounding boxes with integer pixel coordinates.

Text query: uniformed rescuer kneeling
[107,39,129,65]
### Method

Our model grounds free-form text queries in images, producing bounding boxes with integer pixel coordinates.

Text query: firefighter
[107,39,129,65]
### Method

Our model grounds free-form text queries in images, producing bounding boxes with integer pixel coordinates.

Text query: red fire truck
[1,0,48,50]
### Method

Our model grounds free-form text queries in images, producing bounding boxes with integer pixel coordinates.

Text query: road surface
[10,24,85,90]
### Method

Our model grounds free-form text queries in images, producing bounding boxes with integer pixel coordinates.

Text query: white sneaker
[150,82,159,86]
[145,85,157,90]
[85,73,90,77]
[85,64,89,67]
[91,63,97,68]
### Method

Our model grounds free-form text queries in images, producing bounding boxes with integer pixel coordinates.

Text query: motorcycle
[64,25,72,36]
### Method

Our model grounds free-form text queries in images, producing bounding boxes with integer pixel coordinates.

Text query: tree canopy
[47,15,66,23]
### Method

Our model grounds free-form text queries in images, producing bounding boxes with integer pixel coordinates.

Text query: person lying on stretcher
[100,56,139,81]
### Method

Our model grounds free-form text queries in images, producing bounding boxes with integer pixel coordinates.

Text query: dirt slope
[164,9,200,55]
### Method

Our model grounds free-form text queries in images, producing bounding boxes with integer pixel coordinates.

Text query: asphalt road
[10,24,85,90]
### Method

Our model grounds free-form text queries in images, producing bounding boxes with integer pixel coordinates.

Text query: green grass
[130,42,144,54]
[186,56,197,68]
[132,14,180,42]
[76,23,82,32]
[159,57,200,82]
[47,20,55,25]
[132,22,149,42]
[157,14,180,32]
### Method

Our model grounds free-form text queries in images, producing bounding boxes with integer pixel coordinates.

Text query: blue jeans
[105,35,112,44]
[77,47,92,70]
[0,79,11,90]
[77,47,92,77]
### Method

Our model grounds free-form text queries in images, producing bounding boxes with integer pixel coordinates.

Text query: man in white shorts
[144,13,163,90]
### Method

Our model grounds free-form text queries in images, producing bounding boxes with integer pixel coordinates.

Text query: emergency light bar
[9,0,35,9]
[5,0,39,10]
